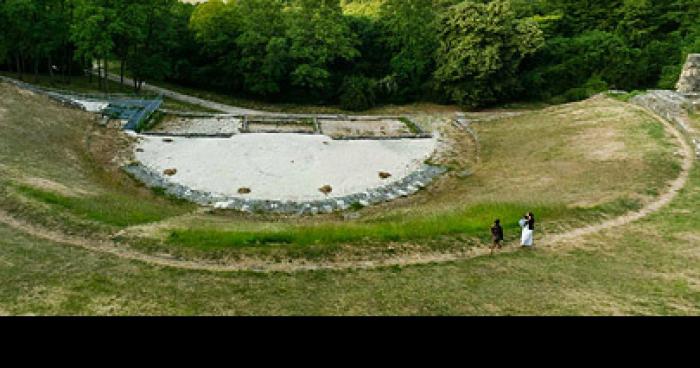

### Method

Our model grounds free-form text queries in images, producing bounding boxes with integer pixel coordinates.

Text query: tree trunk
[15,54,22,80]
[86,57,92,84]
[48,55,54,81]
[97,59,103,90]
[62,43,68,83]
[103,59,109,93]
[21,52,27,80]
[67,51,73,84]
[33,58,39,83]
[120,59,125,85]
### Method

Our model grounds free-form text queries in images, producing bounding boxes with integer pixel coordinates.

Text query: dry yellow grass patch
[573,127,627,161]
[19,177,92,197]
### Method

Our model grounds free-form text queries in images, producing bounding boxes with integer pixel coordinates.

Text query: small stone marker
[163,168,177,176]
[319,185,333,195]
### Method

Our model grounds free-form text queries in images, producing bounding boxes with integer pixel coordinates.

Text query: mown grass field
[0,80,697,315]
[0,166,697,315]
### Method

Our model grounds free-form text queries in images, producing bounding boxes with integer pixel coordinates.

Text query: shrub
[339,75,377,111]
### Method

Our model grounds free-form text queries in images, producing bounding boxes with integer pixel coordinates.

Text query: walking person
[490,219,504,255]
[520,213,534,248]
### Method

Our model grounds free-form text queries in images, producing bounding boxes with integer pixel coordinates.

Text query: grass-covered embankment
[0,82,195,235]
[167,200,641,250]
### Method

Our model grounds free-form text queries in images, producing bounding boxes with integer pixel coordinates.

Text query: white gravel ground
[135,133,438,201]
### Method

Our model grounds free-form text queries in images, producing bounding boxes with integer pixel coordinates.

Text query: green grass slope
[0,80,697,315]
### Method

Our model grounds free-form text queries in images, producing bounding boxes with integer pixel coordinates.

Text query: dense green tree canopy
[379,0,438,101]
[1,0,698,108]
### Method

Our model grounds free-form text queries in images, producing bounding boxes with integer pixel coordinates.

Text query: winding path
[103,72,261,115]
[0,103,694,273]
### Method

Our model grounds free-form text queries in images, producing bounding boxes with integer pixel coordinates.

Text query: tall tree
[434,0,544,108]
[189,0,242,91]
[126,0,178,92]
[112,0,146,84]
[285,0,360,98]
[71,0,118,91]
[3,0,35,79]
[234,0,289,96]
[379,0,438,101]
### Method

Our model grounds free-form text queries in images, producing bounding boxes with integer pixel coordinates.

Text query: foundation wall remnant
[632,90,700,159]
[631,53,700,160]
[677,54,700,95]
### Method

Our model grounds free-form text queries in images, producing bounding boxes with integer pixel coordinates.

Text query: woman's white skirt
[521,228,534,246]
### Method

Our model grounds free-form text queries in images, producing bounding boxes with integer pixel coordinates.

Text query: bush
[339,75,377,111]
[583,76,609,94]
[563,88,591,102]
[556,76,609,103]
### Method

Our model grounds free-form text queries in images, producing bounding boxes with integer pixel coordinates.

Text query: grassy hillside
[0,83,196,237]
[0,80,697,315]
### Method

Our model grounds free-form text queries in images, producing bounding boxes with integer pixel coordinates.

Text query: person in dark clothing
[490,219,504,255]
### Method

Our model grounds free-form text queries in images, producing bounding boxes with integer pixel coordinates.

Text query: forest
[1,0,698,110]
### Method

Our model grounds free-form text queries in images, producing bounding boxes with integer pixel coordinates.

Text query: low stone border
[150,109,433,139]
[0,75,93,111]
[123,162,447,215]
[140,132,235,139]
[631,90,700,159]
[331,134,434,141]
[156,109,238,118]
[453,116,481,162]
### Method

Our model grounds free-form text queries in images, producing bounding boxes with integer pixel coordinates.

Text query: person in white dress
[520,213,534,247]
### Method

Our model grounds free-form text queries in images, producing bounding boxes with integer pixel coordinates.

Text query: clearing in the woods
[0,79,698,315]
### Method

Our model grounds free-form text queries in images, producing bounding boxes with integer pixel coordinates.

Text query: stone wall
[631,90,700,159]
[123,162,447,215]
[677,54,700,95]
